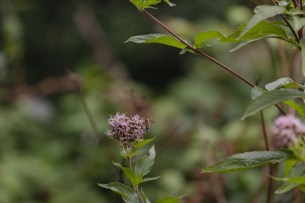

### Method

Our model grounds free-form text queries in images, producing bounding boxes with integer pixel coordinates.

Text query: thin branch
[142,10,286,115]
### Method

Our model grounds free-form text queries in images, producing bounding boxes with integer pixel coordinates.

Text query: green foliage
[129,0,175,11]
[202,151,292,173]
[156,197,180,203]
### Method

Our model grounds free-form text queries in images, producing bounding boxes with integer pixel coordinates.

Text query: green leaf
[129,0,143,11]
[156,197,180,203]
[300,38,305,76]
[250,87,264,100]
[98,182,141,203]
[134,145,156,179]
[163,0,175,7]
[293,16,305,31]
[239,5,285,38]
[265,77,294,91]
[275,161,305,194]
[112,162,140,186]
[194,31,224,48]
[241,89,305,120]
[141,176,160,183]
[202,151,292,173]
[284,100,304,117]
[128,138,156,159]
[142,0,162,9]
[126,34,188,49]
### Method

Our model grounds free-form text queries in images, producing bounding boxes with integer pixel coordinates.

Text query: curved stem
[142,10,286,115]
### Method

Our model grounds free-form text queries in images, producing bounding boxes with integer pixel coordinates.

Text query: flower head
[272,115,305,148]
[105,113,150,152]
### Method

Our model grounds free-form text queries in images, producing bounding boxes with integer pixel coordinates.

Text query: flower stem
[128,157,145,203]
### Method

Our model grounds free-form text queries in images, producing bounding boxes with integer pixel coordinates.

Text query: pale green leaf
[194,31,224,48]
[202,151,292,173]
[126,34,188,49]
[156,197,180,203]
[98,182,141,203]
[134,145,156,179]
[265,77,294,91]
[239,5,285,38]
[141,176,160,183]
[241,89,305,120]
[250,87,264,100]
[127,138,156,159]
[293,16,305,31]
[163,0,175,7]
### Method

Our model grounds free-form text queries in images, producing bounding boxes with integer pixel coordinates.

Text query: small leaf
[241,89,305,120]
[163,0,175,7]
[239,5,285,38]
[265,77,294,91]
[134,145,156,178]
[126,34,188,49]
[194,31,224,48]
[202,151,292,173]
[98,182,141,203]
[156,197,180,203]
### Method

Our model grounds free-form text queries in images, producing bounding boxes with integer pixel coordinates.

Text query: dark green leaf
[112,162,140,186]
[126,34,188,49]
[265,77,294,91]
[239,5,285,38]
[156,197,180,203]
[98,182,141,203]
[134,145,156,179]
[241,89,305,120]
[202,151,292,173]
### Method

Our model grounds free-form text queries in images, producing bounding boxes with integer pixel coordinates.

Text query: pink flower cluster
[105,113,150,151]
[272,115,305,148]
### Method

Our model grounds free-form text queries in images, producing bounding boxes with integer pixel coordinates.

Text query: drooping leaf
[134,145,156,179]
[202,151,292,173]
[275,161,305,194]
[241,89,305,120]
[126,34,188,49]
[265,77,294,91]
[98,182,141,203]
[156,197,180,203]
[112,162,140,186]
[239,5,285,38]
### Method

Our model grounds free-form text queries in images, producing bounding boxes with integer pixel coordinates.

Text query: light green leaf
[98,182,141,203]
[156,197,180,203]
[241,89,305,120]
[112,162,140,186]
[275,161,305,194]
[194,31,224,48]
[284,100,304,117]
[128,138,156,159]
[134,145,156,179]
[141,176,160,183]
[126,34,188,49]
[239,5,285,38]
[265,77,294,91]
[250,87,264,100]
[202,151,292,173]
[129,0,143,11]
[293,16,305,31]
[163,0,175,7]
[142,0,161,9]
[300,38,305,76]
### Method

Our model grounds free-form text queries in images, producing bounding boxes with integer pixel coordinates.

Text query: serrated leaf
[241,89,305,120]
[156,197,180,203]
[265,77,294,91]
[134,145,156,179]
[275,161,305,194]
[98,182,141,203]
[239,5,285,38]
[202,151,292,173]
[194,31,224,48]
[126,34,188,49]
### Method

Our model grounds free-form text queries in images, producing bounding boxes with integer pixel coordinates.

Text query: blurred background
[0,0,292,202]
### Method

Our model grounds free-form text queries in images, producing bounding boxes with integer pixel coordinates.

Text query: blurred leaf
[239,5,285,38]
[112,162,140,187]
[202,151,292,173]
[300,38,305,76]
[293,16,305,31]
[241,89,305,120]
[284,100,304,117]
[163,0,175,7]
[134,145,156,179]
[265,77,294,91]
[130,0,143,10]
[195,31,224,48]
[250,87,264,100]
[156,197,180,203]
[142,0,162,9]
[275,161,305,194]
[126,34,188,49]
[98,182,141,203]
[128,138,156,159]
[141,176,160,183]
